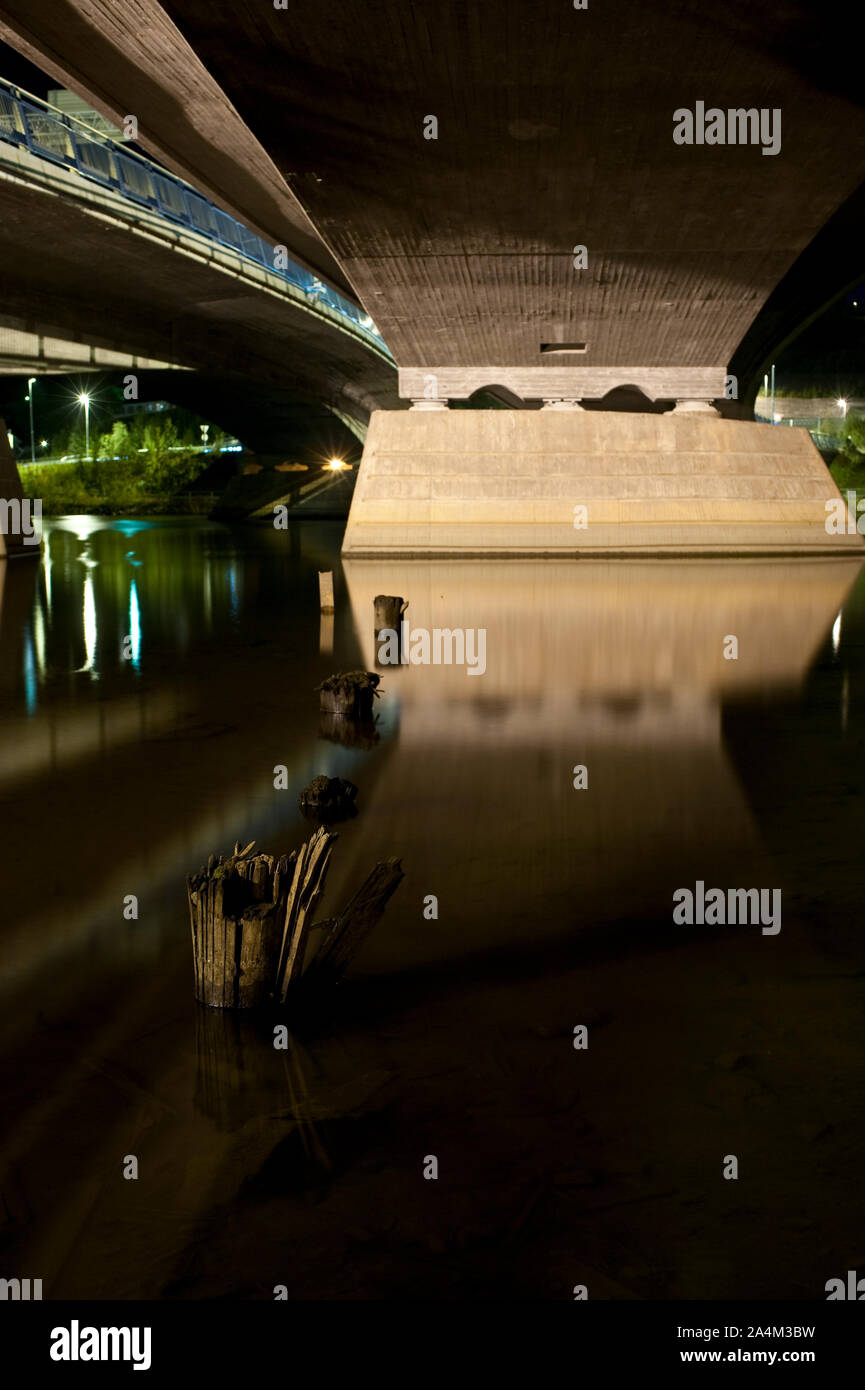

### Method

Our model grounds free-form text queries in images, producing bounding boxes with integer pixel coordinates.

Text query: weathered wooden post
[374,594,407,632]
[300,774,358,821]
[188,830,404,1009]
[316,670,381,719]
[187,839,302,1009]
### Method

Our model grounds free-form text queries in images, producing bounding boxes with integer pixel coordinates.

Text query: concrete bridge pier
[342,375,865,557]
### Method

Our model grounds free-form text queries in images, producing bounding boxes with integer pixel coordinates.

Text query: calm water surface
[1,517,864,1299]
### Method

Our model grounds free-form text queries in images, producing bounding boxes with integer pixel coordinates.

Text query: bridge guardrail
[0,79,391,357]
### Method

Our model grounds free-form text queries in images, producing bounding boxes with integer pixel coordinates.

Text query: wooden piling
[316,670,381,719]
[300,774,358,822]
[374,595,408,632]
[188,831,403,1009]
[187,839,291,1009]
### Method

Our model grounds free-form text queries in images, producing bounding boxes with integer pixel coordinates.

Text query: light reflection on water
[1,519,865,1298]
[0,526,862,981]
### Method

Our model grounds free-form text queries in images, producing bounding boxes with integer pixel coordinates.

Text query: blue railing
[0,79,390,356]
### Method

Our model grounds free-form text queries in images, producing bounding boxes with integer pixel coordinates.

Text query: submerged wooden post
[188,830,403,1009]
[374,595,407,632]
[187,839,298,1009]
[300,774,358,821]
[316,669,381,719]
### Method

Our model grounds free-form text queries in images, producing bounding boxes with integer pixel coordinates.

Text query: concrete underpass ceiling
[8,0,865,373]
[154,0,865,371]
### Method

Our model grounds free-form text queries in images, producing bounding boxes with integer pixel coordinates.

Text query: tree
[96,420,134,460]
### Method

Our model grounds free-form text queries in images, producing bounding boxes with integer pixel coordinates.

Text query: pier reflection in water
[0,520,863,1299]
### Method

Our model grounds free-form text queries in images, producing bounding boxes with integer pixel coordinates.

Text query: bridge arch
[465,385,528,409]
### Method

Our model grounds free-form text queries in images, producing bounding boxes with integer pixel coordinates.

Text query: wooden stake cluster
[187,830,403,1010]
[316,670,381,719]
[299,774,358,821]
[188,838,300,1009]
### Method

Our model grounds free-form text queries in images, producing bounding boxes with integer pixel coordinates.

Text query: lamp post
[26,376,36,463]
[78,392,91,457]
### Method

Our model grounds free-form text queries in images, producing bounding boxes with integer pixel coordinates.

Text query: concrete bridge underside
[4,0,865,552]
[0,146,399,442]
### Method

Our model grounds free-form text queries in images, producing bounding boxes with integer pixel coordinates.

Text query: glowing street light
[837,397,848,419]
[327,457,348,470]
[26,376,36,464]
[78,392,91,456]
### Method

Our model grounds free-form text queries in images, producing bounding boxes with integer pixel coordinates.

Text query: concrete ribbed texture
[342,411,865,555]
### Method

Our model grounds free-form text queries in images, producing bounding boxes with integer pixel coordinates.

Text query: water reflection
[1,524,864,1300]
[339,558,863,971]
[0,519,377,992]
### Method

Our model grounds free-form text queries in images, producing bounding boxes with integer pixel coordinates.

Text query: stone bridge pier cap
[399,368,727,414]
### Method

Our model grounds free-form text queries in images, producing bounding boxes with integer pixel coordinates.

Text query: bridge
[1,1,865,552]
[0,78,398,451]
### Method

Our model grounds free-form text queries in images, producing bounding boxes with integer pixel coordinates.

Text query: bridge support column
[342,408,864,556]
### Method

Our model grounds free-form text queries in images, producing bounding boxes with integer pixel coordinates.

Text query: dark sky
[0,40,56,100]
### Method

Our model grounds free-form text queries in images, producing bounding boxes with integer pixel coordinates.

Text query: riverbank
[18,458,222,516]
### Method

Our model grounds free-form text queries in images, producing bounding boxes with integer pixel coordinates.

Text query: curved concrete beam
[0,0,356,298]
[0,151,399,432]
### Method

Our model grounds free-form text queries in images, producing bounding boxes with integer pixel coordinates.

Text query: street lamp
[26,376,36,464]
[837,397,848,419]
[78,392,91,456]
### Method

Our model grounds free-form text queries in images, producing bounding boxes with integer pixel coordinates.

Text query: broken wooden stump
[300,774,358,822]
[187,830,403,1009]
[316,669,380,719]
[187,838,298,1009]
[374,595,408,632]
[273,825,336,1001]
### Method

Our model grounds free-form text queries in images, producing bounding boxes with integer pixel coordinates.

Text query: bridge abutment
[341,409,864,556]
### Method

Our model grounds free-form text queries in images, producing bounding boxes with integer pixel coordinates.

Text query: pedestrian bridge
[0,79,398,442]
